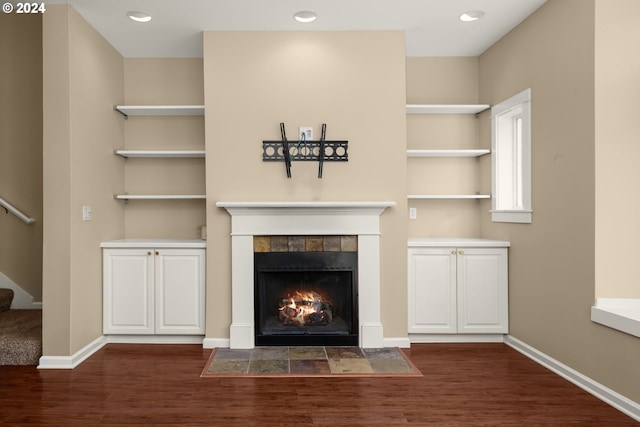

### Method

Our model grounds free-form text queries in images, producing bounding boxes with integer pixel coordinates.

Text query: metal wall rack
[262,140,348,162]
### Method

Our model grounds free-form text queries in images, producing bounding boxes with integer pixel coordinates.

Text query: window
[491,88,532,223]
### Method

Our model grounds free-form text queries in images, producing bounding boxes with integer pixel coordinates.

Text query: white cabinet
[102,240,205,335]
[408,238,509,336]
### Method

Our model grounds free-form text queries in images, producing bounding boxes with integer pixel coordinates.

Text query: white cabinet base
[104,335,205,344]
[408,238,509,341]
[102,240,205,336]
[409,334,506,343]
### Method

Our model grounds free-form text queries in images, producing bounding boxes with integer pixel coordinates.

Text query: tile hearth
[203,346,420,376]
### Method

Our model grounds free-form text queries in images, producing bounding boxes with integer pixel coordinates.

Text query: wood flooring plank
[0,343,637,426]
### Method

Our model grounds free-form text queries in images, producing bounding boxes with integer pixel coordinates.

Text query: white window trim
[491,88,532,223]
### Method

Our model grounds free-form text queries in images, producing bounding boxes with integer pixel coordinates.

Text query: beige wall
[594,0,640,298]
[479,0,640,403]
[122,59,205,239]
[36,3,640,406]
[406,58,485,238]
[0,14,43,301]
[43,5,125,355]
[203,31,408,340]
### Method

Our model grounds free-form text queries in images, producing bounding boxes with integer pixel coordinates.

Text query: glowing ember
[278,290,333,326]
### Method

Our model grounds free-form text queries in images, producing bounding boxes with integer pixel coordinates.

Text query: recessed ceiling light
[127,11,152,23]
[293,11,317,23]
[459,10,485,22]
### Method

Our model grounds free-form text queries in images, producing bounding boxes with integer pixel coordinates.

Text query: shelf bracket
[113,106,129,120]
[114,193,129,204]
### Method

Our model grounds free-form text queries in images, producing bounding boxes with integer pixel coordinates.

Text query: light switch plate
[82,205,92,221]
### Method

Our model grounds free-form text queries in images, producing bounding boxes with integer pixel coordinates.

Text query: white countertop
[408,238,510,248]
[101,239,206,249]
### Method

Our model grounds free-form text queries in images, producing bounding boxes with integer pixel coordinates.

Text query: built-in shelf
[406,104,490,115]
[115,194,206,201]
[407,104,492,202]
[407,149,490,158]
[114,150,205,159]
[407,194,491,200]
[114,105,205,117]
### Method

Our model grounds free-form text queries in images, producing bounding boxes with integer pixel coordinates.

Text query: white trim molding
[491,88,532,224]
[409,334,505,343]
[216,200,395,349]
[104,335,204,345]
[490,209,532,224]
[38,336,107,369]
[384,337,412,348]
[37,335,205,369]
[505,335,640,422]
[202,338,230,349]
[591,298,640,339]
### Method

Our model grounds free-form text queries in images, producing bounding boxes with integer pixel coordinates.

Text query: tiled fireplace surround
[216,201,395,349]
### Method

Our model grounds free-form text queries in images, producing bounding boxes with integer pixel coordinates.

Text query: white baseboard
[384,337,411,348]
[37,335,205,369]
[0,271,40,309]
[504,335,640,423]
[104,335,204,345]
[202,338,230,349]
[409,333,505,343]
[38,335,107,369]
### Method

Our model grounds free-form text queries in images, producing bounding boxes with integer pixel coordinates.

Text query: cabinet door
[103,249,154,334]
[408,248,457,333]
[456,248,508,333]
[154,249,205,334]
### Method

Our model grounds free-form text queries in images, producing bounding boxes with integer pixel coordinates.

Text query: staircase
[0,288,42,365]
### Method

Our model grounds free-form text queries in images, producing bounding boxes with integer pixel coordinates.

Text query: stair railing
[0,196,35,224]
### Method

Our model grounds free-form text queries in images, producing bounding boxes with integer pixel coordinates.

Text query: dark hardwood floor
[0,343,637,426]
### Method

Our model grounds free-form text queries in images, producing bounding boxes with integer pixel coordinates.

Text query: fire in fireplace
[279,290,333,326]
[254,237,358,346]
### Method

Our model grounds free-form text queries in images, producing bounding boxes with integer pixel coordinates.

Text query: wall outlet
[409,207,417,219]
[299,127,313,140]
[82,205,92,221]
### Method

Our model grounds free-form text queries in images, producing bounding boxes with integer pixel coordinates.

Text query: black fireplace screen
[254,252,358,346]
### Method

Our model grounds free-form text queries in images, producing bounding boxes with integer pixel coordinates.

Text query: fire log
[278,296,333,326]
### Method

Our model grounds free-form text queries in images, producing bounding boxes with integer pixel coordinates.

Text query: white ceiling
[44,0,547,58]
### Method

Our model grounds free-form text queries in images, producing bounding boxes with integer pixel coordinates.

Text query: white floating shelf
[115,194,206,201]
[406,104,490,114]
[114,105,205,117]
[407,149,490,158]
[408,194,491,200]
[114,150,205,159]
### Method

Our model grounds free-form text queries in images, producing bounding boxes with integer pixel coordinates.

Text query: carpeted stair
[0,288,42,365]
[0,288,12,312]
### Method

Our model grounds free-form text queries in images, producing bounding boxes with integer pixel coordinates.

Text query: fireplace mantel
[216,200,395,211]
[217,200,395,349]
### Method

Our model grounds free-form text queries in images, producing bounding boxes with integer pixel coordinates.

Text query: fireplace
[254,238,358,346]
[216,201,395,349]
